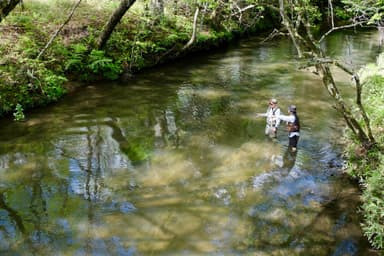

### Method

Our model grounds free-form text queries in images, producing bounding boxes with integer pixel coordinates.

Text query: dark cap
[288,105,297,113]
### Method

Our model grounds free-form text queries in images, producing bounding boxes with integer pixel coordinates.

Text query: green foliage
[0,55,67,117]
[341,0,383,24]
[8,14,35,30]
[87,50,122,80]
[13,103,25,121]
[25,59,68,102]
[65,45,122,80]
[64,43,88,73]
[17,34,40,57]
[362,75,384,134]
[361,166,384,249]
[334,7,352,20]
[43,73,67,101]
[344,53,384,251]
[164,34,181,46]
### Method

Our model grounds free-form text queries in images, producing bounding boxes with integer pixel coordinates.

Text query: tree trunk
[97,0,137,50]
[317,63,372,146]
[182,7,199,51]
[0,0,21,23]
[328,0,334,28]
[379,23,384,47]
[278,0,303,57]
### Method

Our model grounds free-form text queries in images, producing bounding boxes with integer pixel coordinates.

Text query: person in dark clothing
[277,105,300,152]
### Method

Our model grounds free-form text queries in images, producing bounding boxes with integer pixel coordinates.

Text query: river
[0,29,381,255]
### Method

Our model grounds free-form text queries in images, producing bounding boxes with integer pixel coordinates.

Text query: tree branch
[97,0,137,50]
[182,7,199,51]
[231,4,255,17]
[320,59,375,143]
[279,0,303,57]
[319,21,367,43]
[260,28,287,43]
[328,0,334,28]
[37,0,82,60]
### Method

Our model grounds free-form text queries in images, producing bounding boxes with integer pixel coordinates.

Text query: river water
[0,30,381,255]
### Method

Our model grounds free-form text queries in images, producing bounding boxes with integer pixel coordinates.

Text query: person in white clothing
[257,98,281,138]
[277,105,300,152]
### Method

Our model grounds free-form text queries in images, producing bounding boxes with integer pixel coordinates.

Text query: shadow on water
[248,142,375,255]
[0,30,382,255]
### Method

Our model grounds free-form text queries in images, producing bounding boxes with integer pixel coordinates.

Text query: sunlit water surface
[0,30,381,255]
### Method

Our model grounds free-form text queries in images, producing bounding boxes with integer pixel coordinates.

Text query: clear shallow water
[0,29,381,255]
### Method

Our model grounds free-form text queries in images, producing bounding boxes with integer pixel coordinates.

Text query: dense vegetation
[344,54,384,250]
[1,0,383,252]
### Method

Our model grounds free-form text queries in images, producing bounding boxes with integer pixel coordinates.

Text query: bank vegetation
[344,53,384,251]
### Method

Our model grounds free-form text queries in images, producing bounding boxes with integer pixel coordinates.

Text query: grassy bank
[0,0,271,120]
[343,53,384,251]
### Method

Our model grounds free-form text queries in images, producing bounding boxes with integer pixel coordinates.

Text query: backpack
[287,114,300,132]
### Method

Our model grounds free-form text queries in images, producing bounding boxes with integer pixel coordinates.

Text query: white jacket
[260,107,281,128]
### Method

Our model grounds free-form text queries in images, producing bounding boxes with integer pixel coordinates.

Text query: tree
[0,0,22,23]
[97,0,137,50]
[265,0,378,150]
[182,7,200,50]
[341,0,384,45]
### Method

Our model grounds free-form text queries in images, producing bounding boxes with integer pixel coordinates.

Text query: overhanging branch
[319,21,367,43]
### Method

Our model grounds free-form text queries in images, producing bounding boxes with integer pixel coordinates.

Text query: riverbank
[343,53,384,252]
[0,0,276,120]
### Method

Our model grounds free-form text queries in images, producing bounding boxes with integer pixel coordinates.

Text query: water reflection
[0,30,381,255]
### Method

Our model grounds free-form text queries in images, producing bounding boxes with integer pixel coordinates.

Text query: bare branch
[231,4,255,17]
[319,21,367,43]
[260,28,287,43]
[37,0,82,60]
[182,7,199,51]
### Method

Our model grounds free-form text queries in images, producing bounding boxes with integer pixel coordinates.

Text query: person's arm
[256,108,269,117]
[277,114,295,123]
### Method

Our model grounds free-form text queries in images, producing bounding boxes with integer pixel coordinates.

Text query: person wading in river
[257,98,281,138]
[277,105,300,152]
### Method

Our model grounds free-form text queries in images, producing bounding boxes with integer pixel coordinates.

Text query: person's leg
[265,125,277,138]
[265,125,270,136]
[271,127,277,138]
[289,136,299,151]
